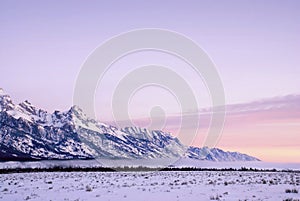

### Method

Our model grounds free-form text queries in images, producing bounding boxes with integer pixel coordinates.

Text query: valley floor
[0,171,299,201]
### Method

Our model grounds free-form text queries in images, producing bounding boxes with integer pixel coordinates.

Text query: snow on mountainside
[187,146,259,162]
[0,89,260,162]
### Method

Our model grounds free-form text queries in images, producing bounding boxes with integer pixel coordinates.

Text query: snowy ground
[0,171,299,201]
[1,160,300,170]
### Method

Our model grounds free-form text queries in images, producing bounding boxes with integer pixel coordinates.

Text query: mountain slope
[187,146,259,162]
[0,89,259,162]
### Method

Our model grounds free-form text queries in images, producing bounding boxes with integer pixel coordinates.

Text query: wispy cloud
[104,94,300,130]
[103,94,300,162]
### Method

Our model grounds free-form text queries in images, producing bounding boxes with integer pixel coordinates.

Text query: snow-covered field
[1,160,300,170]
[0,171,299,201]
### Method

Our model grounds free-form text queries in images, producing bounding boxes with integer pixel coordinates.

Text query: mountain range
[0,88,259,162]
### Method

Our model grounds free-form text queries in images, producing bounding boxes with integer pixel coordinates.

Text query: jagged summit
[0,88,5,95]
[69,105,84,113]
[0,89,260,162]
[0,89,14,112]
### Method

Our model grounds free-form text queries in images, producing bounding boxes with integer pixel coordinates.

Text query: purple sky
[0,0,299,161]
[1,0,299,111]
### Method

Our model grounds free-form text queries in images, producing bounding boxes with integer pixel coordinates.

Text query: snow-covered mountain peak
[0,88,11,97]
[0,88,10,100]
[0,90,14,112]
[67,105,89,121]
[18,100,38,114]
[0,88,6,96]
[69,105,84,114]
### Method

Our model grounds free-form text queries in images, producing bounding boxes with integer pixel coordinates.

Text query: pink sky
[122,95,300,162]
